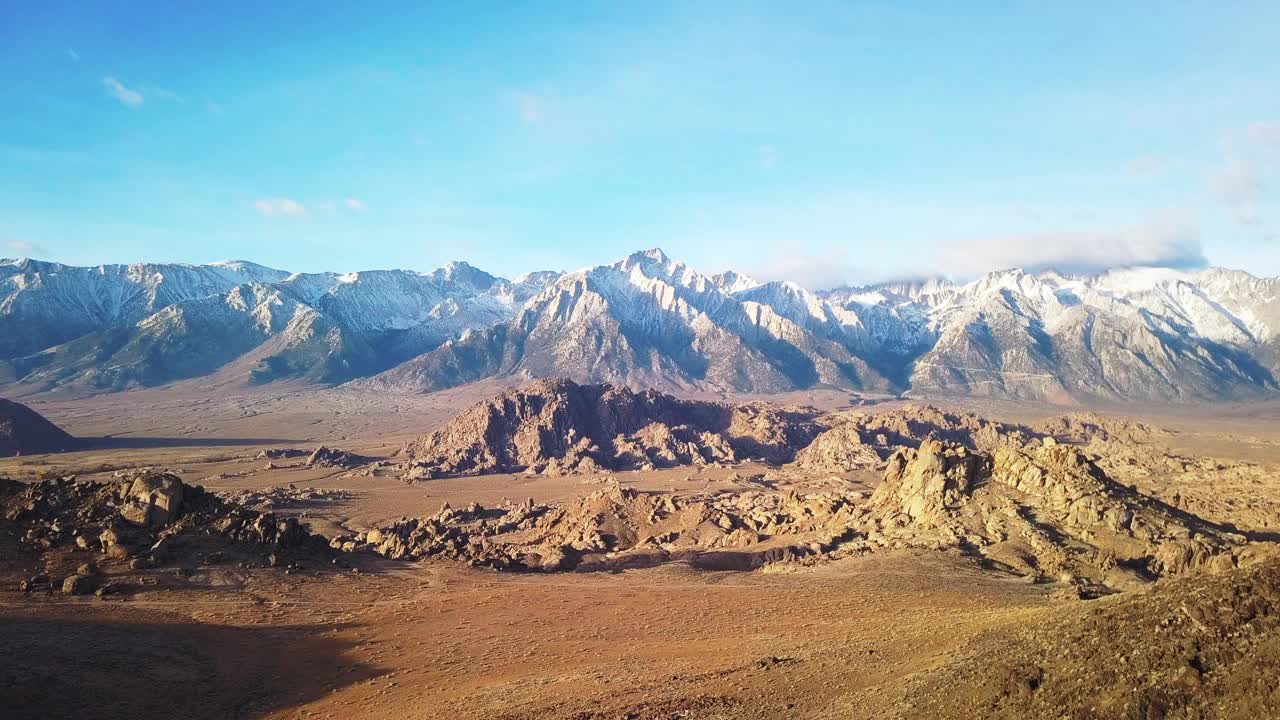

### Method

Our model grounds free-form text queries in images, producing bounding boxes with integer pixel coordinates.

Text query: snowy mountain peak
[2,251,1279,402]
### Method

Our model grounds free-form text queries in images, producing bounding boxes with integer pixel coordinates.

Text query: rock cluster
[0,397,77,457]
[217,486,355,511]
[794,404,1029,472]
[399,379,821,479]
[2,471,333,581]
[1033,411,1170,445]
[340,484,867,571]
[305,446,372,469]
[855,438,1254,592]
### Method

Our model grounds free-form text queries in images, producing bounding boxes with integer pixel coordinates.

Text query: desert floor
[4,383,1280,719]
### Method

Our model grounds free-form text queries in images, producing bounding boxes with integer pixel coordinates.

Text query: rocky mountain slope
[0,398,76,457]
[4,250,1279,401]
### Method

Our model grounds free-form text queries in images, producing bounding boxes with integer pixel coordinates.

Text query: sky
[2,2,1279,288]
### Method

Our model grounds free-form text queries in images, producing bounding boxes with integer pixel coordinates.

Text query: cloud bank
[933,213,1207,277]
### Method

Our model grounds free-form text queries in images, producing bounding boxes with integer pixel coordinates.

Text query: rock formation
[2,471,333,583]
[858,438,1253,593]
[399,379,822,478]
[794,404,1030,472]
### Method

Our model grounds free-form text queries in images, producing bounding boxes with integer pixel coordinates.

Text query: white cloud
[252,197,307,217]
[934,212,1206,276]
[1247,121,1280,147]
[749,253,858,290]
[4,239,49,257]
[206,99,224,114]
[1209,162,1265,225]
[67,48,79,62]
[1209,121,1279,228]
[511,91,545,124]
[103,76,143,107]
[344,197,367,211]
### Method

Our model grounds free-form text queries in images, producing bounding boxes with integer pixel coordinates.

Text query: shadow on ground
[0,612,382,719]
[81,436,302,450]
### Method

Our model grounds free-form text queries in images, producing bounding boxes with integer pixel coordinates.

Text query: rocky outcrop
[305,446,372,469]
[1033,411,1170,444]
[399,379,821,478]
[336,483,868,572]
[1,472,333,569]
[0,398,76,457]
[794,404,1029,472]
[858,438,1253,593]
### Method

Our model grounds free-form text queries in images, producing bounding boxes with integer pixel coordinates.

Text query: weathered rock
[119,471,184,528]
[61,573,98,595]
[305,446,371,469]
[401,379,821,478]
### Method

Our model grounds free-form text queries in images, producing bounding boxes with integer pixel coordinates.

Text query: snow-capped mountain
[358,249,898,394]
[2,250,1278,401]
[0,257,560,393]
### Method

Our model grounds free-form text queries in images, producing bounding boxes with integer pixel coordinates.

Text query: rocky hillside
[398,378,822,477]
[5,251,1280,401]
[0,398,76,457]
[905,554,1280,718]
[855,438,1253,594]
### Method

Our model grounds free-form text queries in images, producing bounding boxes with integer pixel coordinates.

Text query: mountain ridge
[2,251,1278,402]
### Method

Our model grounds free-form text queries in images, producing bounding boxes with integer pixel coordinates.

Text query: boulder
[119,472,184,528]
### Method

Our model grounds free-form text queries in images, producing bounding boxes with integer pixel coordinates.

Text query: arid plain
[5,381,1280,720]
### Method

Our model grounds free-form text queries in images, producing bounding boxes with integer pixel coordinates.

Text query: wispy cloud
[934,211,1206,276]
[206,99,224,115]
[511,91,545,124]
[66,47,79,62]
[750,252,858,290]
[1209,162,1265,225]
[4,239,49,257]
[144,85,183,102]
[1209,121,1279,228]
[344,197,367,211]
[252,197,307,217]
[103,76,143,107]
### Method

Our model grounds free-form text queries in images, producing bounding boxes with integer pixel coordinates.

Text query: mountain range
[2,249,1278,402]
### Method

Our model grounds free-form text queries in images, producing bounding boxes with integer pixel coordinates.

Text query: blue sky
[2,2,1279,286]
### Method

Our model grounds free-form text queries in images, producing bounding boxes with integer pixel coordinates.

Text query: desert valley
[4,251,1280,719]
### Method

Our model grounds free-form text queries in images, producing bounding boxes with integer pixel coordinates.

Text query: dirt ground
[4,383,1280,719]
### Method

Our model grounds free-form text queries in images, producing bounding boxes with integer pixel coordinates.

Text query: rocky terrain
[906,554,1280,718]
[5,251,1280,401]
[0,397,77,457]
[398,379,822,478]
[4,384,1280,719]
[854,439,1255,595]
[2,470,336,598]
[795,403,1030,471]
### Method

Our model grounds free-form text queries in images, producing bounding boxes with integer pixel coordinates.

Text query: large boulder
[119,472,184,528]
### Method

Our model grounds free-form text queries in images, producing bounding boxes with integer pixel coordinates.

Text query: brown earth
[2,382,1280,718]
